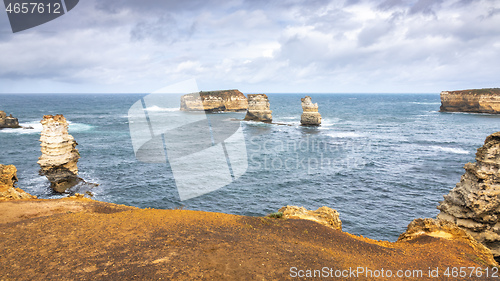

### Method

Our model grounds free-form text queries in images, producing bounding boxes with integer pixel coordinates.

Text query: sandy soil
[0,198,497,280]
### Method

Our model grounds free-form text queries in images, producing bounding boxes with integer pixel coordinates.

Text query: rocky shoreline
[1,151,499,279]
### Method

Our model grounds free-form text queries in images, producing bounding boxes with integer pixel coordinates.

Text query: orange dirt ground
[0,198,498,280]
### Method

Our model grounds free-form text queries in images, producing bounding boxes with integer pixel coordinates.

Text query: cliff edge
[438,132,500,259]
[180,90,248,112]
[440,88,500,114]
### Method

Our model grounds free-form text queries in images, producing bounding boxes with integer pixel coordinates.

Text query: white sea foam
[327,131,363,138]
[409,102,441,105]
[146,105,179,112]
[430,146,469,154]
[0,121,93,134]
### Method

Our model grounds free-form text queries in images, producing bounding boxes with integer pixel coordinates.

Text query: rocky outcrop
[437,132,500,257]
[0,111,20,128]
[37,115,84,193]
[300,96,321,126]
[244,94,272,122]
[398,218,496,265]
[440,88,500,114]
[278,205,342,230]
[0,164,36,200]
[180,90,248,112]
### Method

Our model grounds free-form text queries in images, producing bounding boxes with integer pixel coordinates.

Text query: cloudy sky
[0,0,499,93]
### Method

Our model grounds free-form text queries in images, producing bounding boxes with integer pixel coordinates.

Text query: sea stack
[300,96,321,126]
[37,115,83,193]
[0,111,20,129]
[440,88,500,114]
[437,132,500,258]
[180,90,248,112]
[244,94,272,122]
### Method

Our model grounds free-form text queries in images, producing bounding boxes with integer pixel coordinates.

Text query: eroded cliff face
[0,164,36,200]
[244,94,272,122]
[0,111,20,128]
[437,132,500,257]
[37,115,83,193]
[180,90,248,112]
[300,96,321,126]
[440,89,500,114]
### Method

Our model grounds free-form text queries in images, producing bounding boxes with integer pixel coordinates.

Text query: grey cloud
[409,0,444,15]
[357,20,394,47]
[130,14,196,43]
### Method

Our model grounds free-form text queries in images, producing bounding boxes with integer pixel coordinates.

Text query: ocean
[1,93,499,242]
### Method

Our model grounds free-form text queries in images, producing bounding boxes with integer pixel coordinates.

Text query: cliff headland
[440,88,500,114]
[180,90,248,112]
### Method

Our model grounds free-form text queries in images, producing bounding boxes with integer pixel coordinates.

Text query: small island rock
[180,90,248,112]
[244,94,272,122]
[0,111,20,129]
[300,96,321,126]
[37,115,84,193]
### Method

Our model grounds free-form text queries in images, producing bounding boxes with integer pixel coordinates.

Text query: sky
[0,0,499,94]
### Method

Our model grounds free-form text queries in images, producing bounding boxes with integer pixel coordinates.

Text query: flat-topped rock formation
[300,96,321,126]
[244,94,272,122]
[0,111,20,129]
[37,115,84,193]
[180,90,248,112]
[440,88,500,114]
[437,132,500,258]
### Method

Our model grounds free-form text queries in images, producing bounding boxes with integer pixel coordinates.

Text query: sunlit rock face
[300,96,321,126]
[440,89,500,114]
[38,114,83,193]
[180,90,248,112]
[244,94,272,122]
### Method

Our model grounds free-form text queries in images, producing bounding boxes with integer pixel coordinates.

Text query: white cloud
[0,0,499,93]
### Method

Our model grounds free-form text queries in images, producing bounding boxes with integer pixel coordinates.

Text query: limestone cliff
[0,111,20,128]
[180,90,248,112]
[0,164,36,200]
[437,132,500,257]
[300,96,321,126]
[278,205,342,230]
[244,94,272,122]
[440,88,500,114]
[37,115,84,193]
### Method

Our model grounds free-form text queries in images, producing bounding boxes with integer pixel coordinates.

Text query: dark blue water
[1,93,499,241]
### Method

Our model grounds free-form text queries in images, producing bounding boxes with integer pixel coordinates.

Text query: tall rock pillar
[300,96,321,126]
[37,115,83,193]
